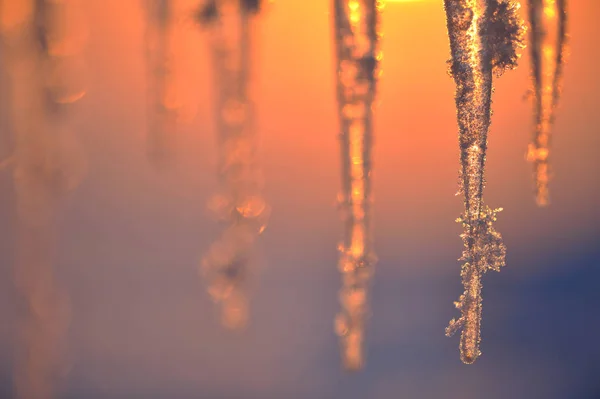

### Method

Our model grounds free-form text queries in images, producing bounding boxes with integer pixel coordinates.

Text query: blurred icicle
[0,50,11,164]
[332,0,382,371]
[0,155,14,170]
[442,0,523,364]
[0,0,87,396]
[526,0,568,206]
[144,0,179,168]
[196,0,269,330]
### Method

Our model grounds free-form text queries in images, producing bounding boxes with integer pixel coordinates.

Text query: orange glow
[544,0,557,18]
[55,90,87,104]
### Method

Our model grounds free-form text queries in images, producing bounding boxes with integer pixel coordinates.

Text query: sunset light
[0,0,596,398]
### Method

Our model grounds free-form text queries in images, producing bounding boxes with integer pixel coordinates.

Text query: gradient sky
[1,0,600,398]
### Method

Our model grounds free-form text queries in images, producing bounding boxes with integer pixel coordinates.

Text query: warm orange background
[83,0,600,254]
[80,0,599,268]
[1,0,599,397]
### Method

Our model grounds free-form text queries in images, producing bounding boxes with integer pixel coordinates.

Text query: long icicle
[332,0,382,371]
[197,0,269,330]
[443,0,523,364]
[526,0,568,206]
[1,0,86,397]
[144,0,178,168]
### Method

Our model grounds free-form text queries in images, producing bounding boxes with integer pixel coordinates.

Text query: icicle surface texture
[198,0,268,330]
[443,0,523,364]
[144,0,178,167]
[526,0,567,205]
[332,0,382,371]
[0,0,86,397]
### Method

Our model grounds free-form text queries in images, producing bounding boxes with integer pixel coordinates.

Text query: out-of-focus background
[1,0,599,398]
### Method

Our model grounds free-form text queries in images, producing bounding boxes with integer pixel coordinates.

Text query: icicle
[443,0,523,364]
[332,0,382,371]
[526,0,568,206]
[144,0,179,168]
[0,0,86,396]
[196,0,268,330]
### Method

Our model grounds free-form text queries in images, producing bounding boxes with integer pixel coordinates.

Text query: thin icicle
[144,0,179,168]
[443,0,523,364]
[196,0,269,330]
[332,0,382,371]
[526,0,568,206]
[0,0,86,396]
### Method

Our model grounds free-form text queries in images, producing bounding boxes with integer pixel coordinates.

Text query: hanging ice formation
[144,0,179,168]
[332,0,382,371]
[442,0,523,364]
[196,0,269,330]
[526,0,567,206]
[0,0,87,396]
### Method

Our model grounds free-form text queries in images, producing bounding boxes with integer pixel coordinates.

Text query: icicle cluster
[197,0,269,330]
[443,0,523,364]
[332,0,382,371]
